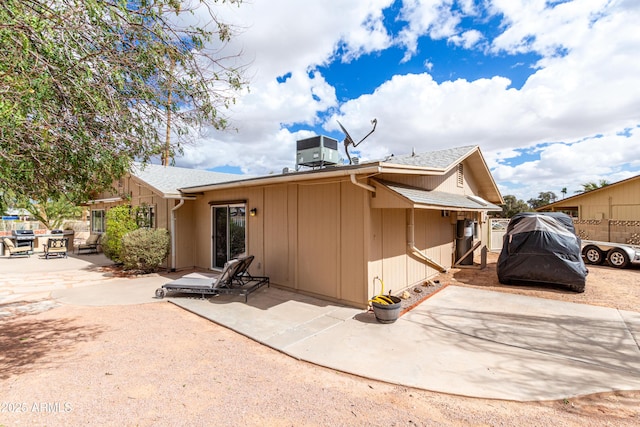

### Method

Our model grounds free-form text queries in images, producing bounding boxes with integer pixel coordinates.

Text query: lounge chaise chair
[44,237,68,259]
[3,238,31,258]
[155,255,269,302]
[77,234,101,254]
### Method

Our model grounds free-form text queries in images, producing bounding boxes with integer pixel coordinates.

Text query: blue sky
[173,0,640,202]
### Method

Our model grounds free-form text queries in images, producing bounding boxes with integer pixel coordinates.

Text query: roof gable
[131,163,245,197]
[381,145,477,170]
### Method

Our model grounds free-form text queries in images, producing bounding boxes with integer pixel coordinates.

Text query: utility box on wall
[456,219,474,265]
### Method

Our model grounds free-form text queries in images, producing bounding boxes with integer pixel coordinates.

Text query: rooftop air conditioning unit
[296,135,339,170]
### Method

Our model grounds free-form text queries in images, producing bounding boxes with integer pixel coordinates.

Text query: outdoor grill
[12,229,36,251]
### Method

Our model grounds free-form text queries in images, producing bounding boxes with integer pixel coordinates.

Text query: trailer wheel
[155,288,166,299]
[582,245,604,265]
[607,249,630,269]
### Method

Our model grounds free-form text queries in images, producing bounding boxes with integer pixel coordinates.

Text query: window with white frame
[135,204,155,228]
[90,209,105,233]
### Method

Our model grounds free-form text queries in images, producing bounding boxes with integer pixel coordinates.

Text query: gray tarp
[497,212,587,292]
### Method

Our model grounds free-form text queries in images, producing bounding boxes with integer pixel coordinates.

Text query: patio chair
[155,255,269,302]
[155,258,244,300]
[44,238,68,259]
[226,255,270,294]
[3,238,31,258]
[77,234,101,255]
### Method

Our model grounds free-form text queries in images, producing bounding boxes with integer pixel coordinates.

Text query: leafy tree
[17,195,82,230]
[0,0,246,203]
[561,187,567,199]
[498,195,531,218]
[102,205,138,264]
[0,190,15,216]
[577,180,610,193]
[527,191,557,210]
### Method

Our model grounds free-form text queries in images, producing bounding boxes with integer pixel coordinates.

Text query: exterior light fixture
[250,208,257,217]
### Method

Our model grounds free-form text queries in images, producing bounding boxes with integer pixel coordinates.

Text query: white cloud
[448,29,483,49]
[178,0,393,172]
[488,0,612,56]
[327,0,640,200]
[490,128,640,200]
[396,0,462,61]
[173,0,640,203]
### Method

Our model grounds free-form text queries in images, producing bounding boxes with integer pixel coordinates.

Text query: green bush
[121,228,170,273]
[102,205,138,264]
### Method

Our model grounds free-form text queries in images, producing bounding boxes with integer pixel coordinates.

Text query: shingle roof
[381,145,477,169]
[379,180,502,211]
[131,163,244,197]
[137,145,499,205]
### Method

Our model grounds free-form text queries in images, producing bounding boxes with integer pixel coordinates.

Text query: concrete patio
[2,253,640,401]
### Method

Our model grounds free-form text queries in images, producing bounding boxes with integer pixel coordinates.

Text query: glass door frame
[210,202,247,270]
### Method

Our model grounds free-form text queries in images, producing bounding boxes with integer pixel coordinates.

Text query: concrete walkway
[0,253,169,315]
[168,285,640,401]
[2,254,639,401]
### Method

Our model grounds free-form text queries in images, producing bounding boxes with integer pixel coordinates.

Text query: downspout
[350,173,377,193]
[170,199,186,272]
[407,208,448,272]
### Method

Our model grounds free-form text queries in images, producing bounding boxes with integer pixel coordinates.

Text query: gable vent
[457,163,464,187]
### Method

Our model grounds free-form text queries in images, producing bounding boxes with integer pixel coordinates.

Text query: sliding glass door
[212,204,246,269]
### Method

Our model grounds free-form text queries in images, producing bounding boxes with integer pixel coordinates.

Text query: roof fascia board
[165,195,197,200]
[85,196,123,205]
[180,165,383,193]
[413,203,490,212]
[378,164,445,174]
[468,149,505,205]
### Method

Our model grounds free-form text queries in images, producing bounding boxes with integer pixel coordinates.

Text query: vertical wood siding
[381,209,408,293]
[264,185,290,286]
[297,182,340,298]
[340,181,367,304]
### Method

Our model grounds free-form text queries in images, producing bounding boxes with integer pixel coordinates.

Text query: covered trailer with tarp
[497,212,587,292]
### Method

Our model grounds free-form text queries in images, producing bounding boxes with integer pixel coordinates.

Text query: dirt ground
[444,252,640,313]
[1,255,639,426]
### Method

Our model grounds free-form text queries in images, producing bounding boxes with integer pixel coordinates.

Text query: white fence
[0,220,89,232]
[489,218,509,251]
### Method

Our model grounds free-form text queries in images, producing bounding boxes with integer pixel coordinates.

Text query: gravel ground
[445,252,640,313]
[1,254,639,426]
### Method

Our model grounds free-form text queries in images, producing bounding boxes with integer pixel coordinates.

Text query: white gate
[489,218,509,251]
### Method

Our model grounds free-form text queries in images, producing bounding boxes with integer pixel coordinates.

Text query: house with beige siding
[537,174,640,244]
[537,174,640,220]
[88,144,503,308]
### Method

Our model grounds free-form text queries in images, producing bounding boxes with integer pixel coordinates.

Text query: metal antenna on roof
[337,118,377,165]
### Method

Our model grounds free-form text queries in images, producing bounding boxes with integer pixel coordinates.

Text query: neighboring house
[89,144,503,308]
[537,174,640,244]
[537,174,640,220]
[85,164,243,269]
